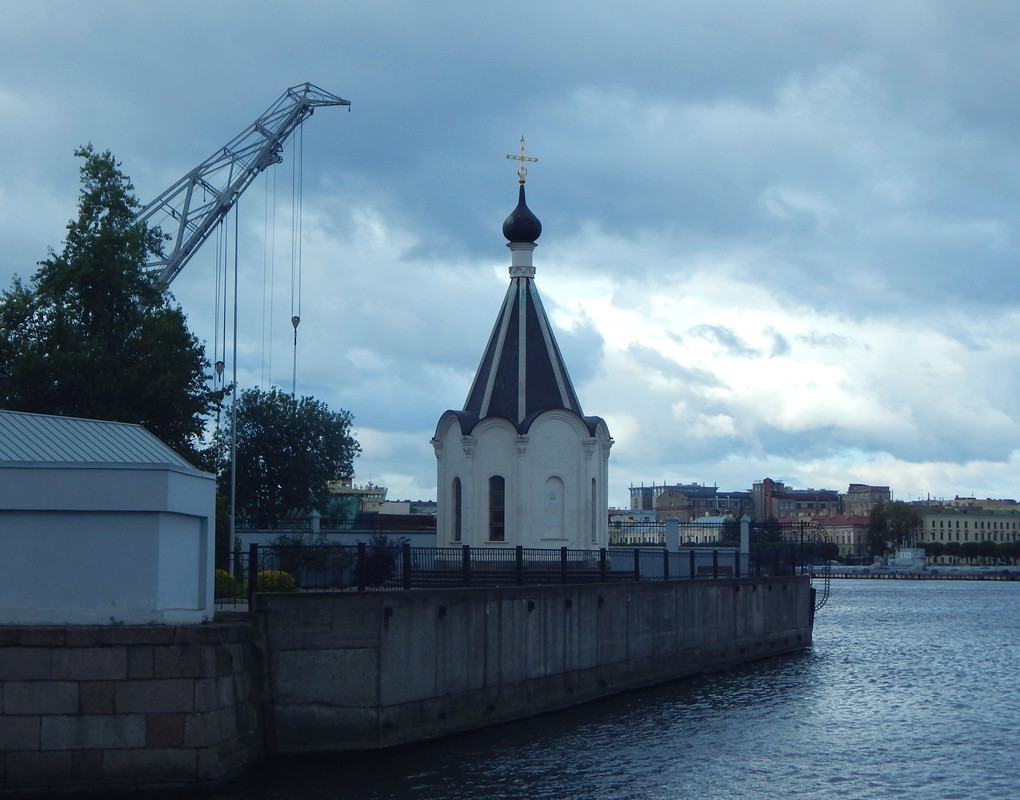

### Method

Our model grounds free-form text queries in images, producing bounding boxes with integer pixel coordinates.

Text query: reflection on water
[206,580,1020,800]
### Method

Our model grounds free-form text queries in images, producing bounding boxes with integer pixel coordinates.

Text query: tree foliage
[868,501,922,554]
[214,386,361,528]
[0,145,220,459]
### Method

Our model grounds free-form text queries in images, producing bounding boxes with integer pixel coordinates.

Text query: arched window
[452,477,462,542]
[544,476,565,540]
[489,475,505,542]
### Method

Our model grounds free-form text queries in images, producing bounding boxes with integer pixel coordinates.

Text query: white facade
[434,409,612,548]
[0,411,216,625]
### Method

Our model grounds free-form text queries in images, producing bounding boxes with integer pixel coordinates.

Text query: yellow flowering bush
[256,570,298,593]
[214,568,241,598]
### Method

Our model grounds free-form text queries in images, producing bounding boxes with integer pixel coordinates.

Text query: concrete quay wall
[257,576,813,753]
[0,620,264,795]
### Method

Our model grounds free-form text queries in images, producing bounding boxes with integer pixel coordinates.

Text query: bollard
[248,543,258,604]
[356,542,366,592]
[402,542,412,590]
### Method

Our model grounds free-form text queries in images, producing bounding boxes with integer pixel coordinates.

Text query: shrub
[214,568,241,598]
[256,570,297,593]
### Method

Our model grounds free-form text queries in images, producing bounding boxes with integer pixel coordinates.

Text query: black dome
[502,184,542,243]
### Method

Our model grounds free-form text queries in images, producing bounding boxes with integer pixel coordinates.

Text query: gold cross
[506,136,537,184]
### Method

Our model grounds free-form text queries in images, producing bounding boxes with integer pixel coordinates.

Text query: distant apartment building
[633,478,888,523]
[629,482,750,522]
[752,478,841,521]
[913,498,1020,545]
[629,482,673,512]
[816,515,871,558]
[842,483,891,517]
[327,477,387,513]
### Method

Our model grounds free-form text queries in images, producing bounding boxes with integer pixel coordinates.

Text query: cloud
[3,0,1020,506]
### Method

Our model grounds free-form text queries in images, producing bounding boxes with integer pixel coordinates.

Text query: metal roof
[0,409,198,470]
[463,275,585,428]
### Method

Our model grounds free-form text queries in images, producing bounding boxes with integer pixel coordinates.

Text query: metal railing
[214,542,800,606]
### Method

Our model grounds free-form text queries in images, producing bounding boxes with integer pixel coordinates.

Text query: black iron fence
[214,542,801,606]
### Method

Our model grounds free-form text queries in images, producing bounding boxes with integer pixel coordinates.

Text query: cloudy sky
[3,1,1020,506]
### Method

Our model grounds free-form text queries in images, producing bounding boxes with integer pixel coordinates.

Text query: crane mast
[135,82,350,284]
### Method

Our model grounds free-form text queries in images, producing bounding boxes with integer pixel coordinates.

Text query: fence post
[356,542,367,591]
[689,549,695,579]
[665,516,680,550]
[515,545,524,586]
[600,548,607,582]
[462,544,471,587]
[740,514,750,556]
[402,542,412,590]
[663,547,670,581]
[560,547,568,584]
[712,549,719,579]
[734,548,741,579]
[248,543,258,605]
[633,549,640,581]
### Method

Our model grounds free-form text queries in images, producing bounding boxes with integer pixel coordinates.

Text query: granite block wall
[0,620,264,795]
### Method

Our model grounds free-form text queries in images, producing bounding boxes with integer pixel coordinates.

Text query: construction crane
[134,82,350,284]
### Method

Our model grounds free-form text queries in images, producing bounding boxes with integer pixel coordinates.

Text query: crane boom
[135,82,350,284]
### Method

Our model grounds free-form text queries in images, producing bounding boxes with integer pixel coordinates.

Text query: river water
[210,579,1020,799]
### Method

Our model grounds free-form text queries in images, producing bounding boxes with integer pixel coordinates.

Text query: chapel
[432,153,613,549]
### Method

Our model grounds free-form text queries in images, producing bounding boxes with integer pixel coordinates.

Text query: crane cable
[212,214,227,425]
[261,167,278,388]
[290,120,304,397]
[229,200,240,549]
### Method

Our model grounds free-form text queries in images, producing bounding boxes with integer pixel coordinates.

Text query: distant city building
[814,515,871,558]
[912,499,1020,545]
[630,482,750,521]
[842,484,891,517]
[379,500,437,516]
[328,477,387,513]
[753,478,841,520]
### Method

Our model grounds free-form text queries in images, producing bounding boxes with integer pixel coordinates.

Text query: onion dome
[502,184,542,244]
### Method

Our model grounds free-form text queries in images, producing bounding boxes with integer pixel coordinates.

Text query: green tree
[214,386,360,528]
[869,501,921,555]
[998,541,1020,563]
[977,540,998,564]
[0,146,220,459]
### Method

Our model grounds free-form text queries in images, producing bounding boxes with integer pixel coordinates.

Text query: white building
[432,172,612,549]
[0,410,215,624]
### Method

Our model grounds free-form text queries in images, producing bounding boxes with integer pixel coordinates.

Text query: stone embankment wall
[0,577,812,793]
[257,576,812,753]
[0,619,263,795]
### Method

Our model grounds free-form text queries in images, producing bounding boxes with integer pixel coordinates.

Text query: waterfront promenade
[817,566,1020,580]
